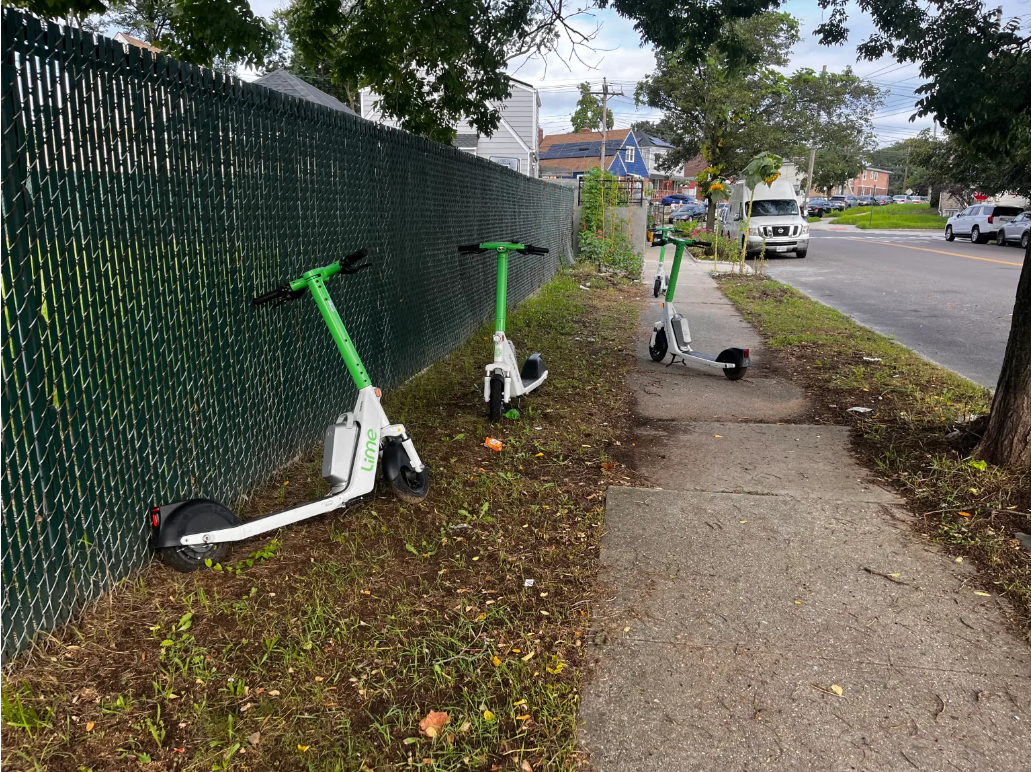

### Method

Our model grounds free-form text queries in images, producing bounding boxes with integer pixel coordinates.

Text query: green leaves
[570,83,614,133]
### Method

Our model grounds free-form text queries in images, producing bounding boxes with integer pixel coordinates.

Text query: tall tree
[11,0,273,68]
[570,82,613,132]
[635,12,799,228]
[781,67,881,193]
[284,0,599,144]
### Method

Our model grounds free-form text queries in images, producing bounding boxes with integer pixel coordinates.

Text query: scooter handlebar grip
[342,247,369,267]
[252,286,286,306]
[458,243,485,254]
[523,245,550,255]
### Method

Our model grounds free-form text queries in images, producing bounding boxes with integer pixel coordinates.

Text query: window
[747,199,800,217]
[488,156,519,171]
[863,170,868,180]
[625,146,635,163]
[874,171,879,181]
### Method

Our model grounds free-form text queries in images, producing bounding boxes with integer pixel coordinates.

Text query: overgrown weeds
[718,276,1030,635]
[1,268,640,771]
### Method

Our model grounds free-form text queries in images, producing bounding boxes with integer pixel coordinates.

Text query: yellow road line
[846,238,1023,267]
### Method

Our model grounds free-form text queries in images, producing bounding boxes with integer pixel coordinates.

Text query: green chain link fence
[1,9,574,660]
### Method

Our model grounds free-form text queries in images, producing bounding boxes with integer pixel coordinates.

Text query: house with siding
[359,78,540,177]
[538,129,650,178]
[254,70,358,116]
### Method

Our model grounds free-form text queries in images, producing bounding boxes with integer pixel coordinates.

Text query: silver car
[996,210,1030,249]
[945,204,1023,243]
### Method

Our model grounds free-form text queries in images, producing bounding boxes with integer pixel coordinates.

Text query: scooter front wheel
[393,464,430,503]
[649,329,668,362]
[489,375,505,423]
[653,276,661,298]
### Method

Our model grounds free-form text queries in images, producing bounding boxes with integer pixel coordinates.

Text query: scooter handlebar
[342,247,369,267]
[523,244,550,255]
[458,244,486,254]
[252,285,290,306]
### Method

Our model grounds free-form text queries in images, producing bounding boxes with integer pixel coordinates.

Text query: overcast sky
[248,1,1031,147]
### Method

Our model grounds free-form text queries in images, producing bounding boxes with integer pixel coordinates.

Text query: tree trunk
[975,240,1031,467]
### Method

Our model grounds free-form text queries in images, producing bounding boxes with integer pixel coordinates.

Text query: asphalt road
[763,229,1026,387]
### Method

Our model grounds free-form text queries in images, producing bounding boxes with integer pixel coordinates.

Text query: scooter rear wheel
[489,375,505,423]
[159,502,241,573]
[653,276,661,298]
[649,329,668,362]
[723,365,748,381]
[393,464,430,503]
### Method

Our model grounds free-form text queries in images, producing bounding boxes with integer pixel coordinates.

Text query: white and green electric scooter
[651,225,676,298]
[151,249,429,572]
[458,241,551,422]
[649,235,750,380]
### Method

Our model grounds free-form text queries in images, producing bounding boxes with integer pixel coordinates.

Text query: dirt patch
[1,268,642,771]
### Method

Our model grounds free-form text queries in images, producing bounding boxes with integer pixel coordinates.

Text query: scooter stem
[665,240,686,302]
[307,274,373,390]
[495,248,509,334]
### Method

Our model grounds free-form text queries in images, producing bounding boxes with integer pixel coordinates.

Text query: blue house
[538,128,650,178]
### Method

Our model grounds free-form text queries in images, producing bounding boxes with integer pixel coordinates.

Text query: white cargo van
[721,178,810,258]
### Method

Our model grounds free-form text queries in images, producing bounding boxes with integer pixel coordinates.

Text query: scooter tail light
[743,349,750,359]
[150,506,160,528]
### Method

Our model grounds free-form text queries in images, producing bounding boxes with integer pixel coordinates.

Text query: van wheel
[970,225,982,243]
[795,249,807,258]
[945,226,954,242]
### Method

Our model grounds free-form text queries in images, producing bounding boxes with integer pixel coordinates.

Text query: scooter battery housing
[323,419,359,490]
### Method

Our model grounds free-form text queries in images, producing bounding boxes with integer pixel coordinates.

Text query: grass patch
[828,203,947,229]
[717,276,1030,635]
[1,268,641,771]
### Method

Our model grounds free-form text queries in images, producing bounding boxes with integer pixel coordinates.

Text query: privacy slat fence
[1,8,573,660]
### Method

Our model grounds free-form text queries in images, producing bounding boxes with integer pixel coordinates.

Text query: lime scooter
[458,241,551,422]
[651,225,676,298]
[151,249,429,572]
[649,235,751,380]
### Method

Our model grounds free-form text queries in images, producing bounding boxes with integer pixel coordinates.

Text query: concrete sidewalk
[580,248,1031,771]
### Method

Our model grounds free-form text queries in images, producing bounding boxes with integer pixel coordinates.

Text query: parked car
[907,195,926,203]
[669,203,706,223]
[892,195,908,204]
[996,210,1031,249]
[723,178,809,258]
[874,195,892,205]
[806,197,835,217]
[945,204,1024,243]
[830,194,858,209]
[661,193,693,206]
[856,195,876,207]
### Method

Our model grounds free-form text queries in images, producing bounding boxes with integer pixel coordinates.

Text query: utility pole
[591,78,624,173]
[902,142,912,194]
[806,65,827,201]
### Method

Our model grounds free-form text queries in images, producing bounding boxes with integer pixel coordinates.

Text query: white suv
[945,204,1023,243]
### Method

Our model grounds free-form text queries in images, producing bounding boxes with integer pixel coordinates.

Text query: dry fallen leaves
[521,761,534,772]
[85,721,95,732]
[247,732,261,746]
[483,710,496,722]
[958,511,972,518]
[830,685,844,696]
[419,710,451,739]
